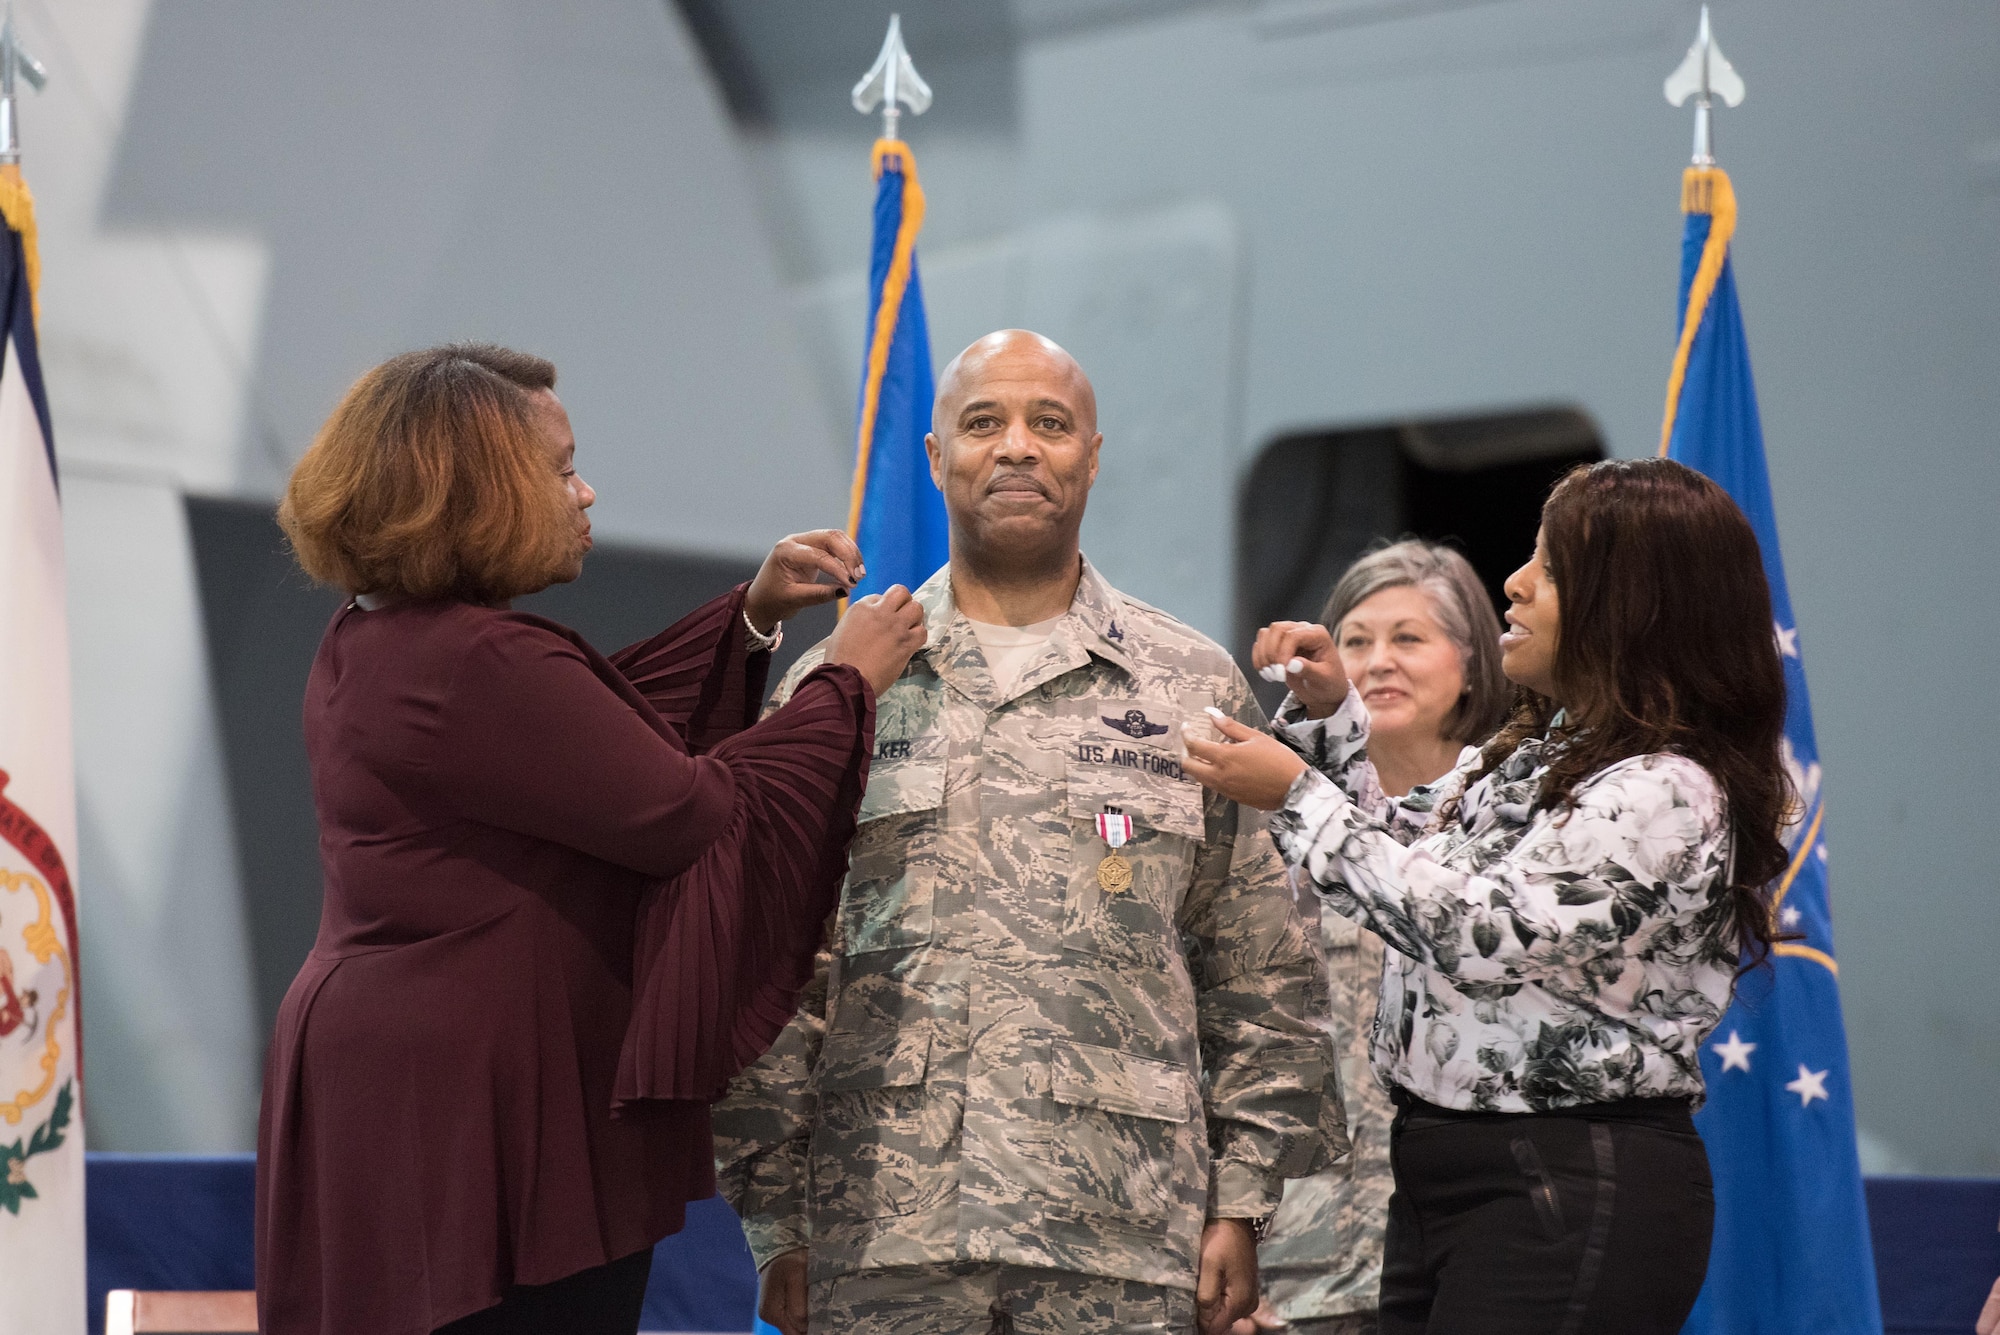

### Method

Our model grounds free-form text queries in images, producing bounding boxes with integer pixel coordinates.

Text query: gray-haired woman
[1244,541,1508,1335]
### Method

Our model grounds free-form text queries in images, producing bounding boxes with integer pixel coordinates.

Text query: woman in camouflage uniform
[1245,543,1508,1335]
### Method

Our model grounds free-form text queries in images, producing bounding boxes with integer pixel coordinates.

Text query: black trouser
[1379,1092,1713,1335]
[433,1247,654,1335]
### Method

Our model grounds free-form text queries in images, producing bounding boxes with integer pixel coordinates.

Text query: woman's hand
[745,530,867,632]
[1251,620,1349,719]
[1183,709,1308,811]
[825,585,927,697]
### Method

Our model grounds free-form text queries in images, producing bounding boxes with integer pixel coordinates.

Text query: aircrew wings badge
[1102,709,1168,740]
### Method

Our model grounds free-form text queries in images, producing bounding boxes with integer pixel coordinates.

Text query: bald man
[715,332,1344,1335]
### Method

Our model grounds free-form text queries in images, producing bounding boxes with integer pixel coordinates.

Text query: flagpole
[852,15,932,145]
[842,16,935,613]
[1658,6,1745,456]
[1663,5,1745,168]
[0,6,47,178]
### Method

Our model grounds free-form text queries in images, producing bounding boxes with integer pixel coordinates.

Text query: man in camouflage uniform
[1252,907,1395,1335]
[714,331,1344,1335]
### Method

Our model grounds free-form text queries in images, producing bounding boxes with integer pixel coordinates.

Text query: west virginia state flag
[1663,166,1882,1335]
[844,140,947,600]
[0,166,85,1333]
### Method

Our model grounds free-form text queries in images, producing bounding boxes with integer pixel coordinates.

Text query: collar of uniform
[1065,556,1141,679]
[911,556,1139,707]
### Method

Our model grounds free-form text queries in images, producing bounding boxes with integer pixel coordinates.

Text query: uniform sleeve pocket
[1049,1040,1192,1124]
[841,775,943,955]
[857,736,945,823]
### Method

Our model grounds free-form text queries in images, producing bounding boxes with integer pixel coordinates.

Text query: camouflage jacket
[1257,905,1394,1320]
[714,559,1344,1290]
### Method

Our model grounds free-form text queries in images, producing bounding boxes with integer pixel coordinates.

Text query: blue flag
[844,140,947,600]
[1663,167,1882,1335]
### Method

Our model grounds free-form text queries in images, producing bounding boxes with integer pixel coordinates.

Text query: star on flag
[1780,905,1802,929]
[1713,1030,1756,1073]
[1785,1064,1830,1107]
[1775,622,1800,658]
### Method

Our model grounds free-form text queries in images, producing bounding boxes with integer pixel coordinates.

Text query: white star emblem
[1713,1030,1756,1073]
[1774,623,1800,658]
[1780,905,1802,929]
[1785,1064,1830,1107]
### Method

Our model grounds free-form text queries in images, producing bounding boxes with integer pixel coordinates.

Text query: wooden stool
[105,1290,257,1334]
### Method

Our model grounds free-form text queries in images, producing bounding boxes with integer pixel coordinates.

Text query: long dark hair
[1465,458,1790,967]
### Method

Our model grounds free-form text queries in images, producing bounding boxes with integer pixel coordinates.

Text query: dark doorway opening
[1234,407,1604,710]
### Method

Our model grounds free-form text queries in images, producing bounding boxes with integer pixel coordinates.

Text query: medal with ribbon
[1095,807,1134,893]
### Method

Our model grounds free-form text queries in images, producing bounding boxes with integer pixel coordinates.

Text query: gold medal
[1097,853,1132,894]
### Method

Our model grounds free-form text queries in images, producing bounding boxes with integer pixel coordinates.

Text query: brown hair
[1319,539,1510,746]
[279,344,574,601]
[1467,458,1790,968]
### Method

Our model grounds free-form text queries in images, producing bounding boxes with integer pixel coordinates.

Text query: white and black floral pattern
[1267,688,1736,1112]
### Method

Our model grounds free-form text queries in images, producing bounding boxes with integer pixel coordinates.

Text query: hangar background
[22,0,1997,1176]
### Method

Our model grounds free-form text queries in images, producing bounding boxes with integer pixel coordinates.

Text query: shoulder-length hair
[1320,539,1510,746]
[278,344,573,602]
[1469,457,1790,968]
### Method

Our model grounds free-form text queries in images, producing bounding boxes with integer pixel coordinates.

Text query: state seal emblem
[0,770,79,1215]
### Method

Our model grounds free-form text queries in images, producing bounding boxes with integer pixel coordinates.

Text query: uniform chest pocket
[843,740,946,956]
[1062,757,1206,966]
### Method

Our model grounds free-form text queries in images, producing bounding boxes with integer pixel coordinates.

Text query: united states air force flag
[0,168,85,1333]
[843,139,947,600]
[1662,166,1881,1335]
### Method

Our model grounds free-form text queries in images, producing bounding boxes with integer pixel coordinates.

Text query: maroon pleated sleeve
[605,585,771,750]
[602,586,872,1103]
[613,662,873,1106]
[255,587,870,1335]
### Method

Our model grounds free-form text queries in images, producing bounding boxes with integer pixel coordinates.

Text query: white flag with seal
[0,165,85,1335]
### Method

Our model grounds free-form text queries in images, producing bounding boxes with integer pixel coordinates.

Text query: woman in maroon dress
[255,344,925,1335]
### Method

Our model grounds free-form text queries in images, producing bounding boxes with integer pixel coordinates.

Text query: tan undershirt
[966,615,1063,698]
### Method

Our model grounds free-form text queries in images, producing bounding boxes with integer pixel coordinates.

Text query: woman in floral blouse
[1188,459,1791,1335]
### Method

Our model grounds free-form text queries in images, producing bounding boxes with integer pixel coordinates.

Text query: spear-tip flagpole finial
[852,14,931,143]
[0,5,49,167]
[1664,5,1744,167]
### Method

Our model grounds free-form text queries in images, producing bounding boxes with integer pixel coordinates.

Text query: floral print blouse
[1267,688,1737,1113]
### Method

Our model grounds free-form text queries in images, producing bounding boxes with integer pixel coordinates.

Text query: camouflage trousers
[809,1262,1197,1335]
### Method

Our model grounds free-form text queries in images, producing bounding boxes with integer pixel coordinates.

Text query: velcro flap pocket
[1049,1040,1191,1124]
[1066,763,1204,843]
[814,1023,933,1093]
[857,734,946,824]
[1209,1036,1328,1106]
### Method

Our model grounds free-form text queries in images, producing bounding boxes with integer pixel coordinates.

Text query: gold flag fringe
[1657,166,1737,457]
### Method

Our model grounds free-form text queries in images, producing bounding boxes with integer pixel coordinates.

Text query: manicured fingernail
[1205,706,1226,720]
[1287,657,1306,675]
